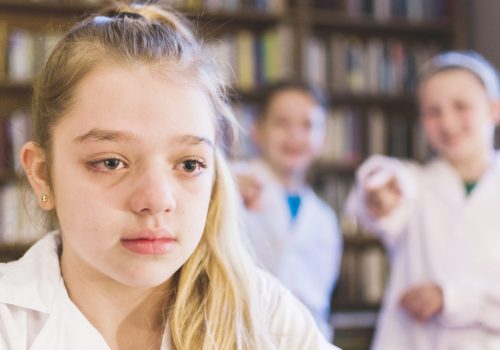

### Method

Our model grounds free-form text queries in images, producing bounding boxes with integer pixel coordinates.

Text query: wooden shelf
[229,86,276,102]
[311,10,453,38]
[232,90,417,109]
[231,90,418,107]
[230,90,418,111]
[0,1,283,26]
[0,169,18,183]
[0,80,32,94]
[311,161,359,176]
[343,235,383,248]
[186,9,283,27]
[333,327,375,350]
[0,1,101,17]
[330,93,417,108]
[332,300,381,311]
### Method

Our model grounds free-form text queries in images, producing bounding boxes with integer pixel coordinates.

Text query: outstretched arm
[345,155,417,249]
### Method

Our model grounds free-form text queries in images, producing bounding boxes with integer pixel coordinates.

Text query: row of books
[320,108,432,165]
[207,27,292,91]
[0,23,62,82]
[314,174,354,218]
[0,22,292,91]
[230,103,260,159]
[333,245,388,306]
[306,34,440,95]
[0,110,31,175]
[0,88,42,245]
[0,183,48,245]
[314,0,452,21]
[65,0,286,12]
[175,0,285,12]
[4,0,284,11]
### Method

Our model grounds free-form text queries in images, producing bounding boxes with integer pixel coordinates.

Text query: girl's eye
[89,158,126,172]
[183,160,198,172]
[179,159,206,176]
[422,107,440,119]
[103,159,122,169]
[271,116,289,128]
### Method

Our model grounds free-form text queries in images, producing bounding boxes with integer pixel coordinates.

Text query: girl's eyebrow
[73,129,214,148]
[73,129,140,144]
[172,135,214,149]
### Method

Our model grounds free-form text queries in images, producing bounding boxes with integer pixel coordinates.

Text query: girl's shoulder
[0,232,64,349]
[0,232,61,312]
[253,268,339,349]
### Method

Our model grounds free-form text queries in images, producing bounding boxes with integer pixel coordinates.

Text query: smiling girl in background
[234,82,342,341]
[0,2,338,349]
[348,51,500,349]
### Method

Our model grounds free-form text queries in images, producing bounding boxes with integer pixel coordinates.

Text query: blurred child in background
[347,51,500,349]
[235,81,343,341]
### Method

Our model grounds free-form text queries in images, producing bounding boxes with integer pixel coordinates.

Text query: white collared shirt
[238,159,343,340]
[0,232,339,350]
[349,154,500,350]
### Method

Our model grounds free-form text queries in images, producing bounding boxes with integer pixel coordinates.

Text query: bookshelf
[0,0,469,348]
[303,0,468,349]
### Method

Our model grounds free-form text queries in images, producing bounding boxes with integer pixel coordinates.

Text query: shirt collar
[0,231,63,313]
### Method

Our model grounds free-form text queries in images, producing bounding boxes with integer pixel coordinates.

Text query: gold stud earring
[41,194,48,203]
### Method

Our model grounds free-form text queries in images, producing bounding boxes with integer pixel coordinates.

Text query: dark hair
[256,81,327,122]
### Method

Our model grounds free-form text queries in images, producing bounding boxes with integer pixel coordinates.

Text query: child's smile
[419,69,497,165]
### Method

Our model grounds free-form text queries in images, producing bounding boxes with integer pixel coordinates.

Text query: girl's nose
[289,123,307,140]
[128,164,177,216]
[440,109,458,132]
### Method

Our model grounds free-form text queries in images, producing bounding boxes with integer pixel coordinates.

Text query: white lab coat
[240,159,343,340]
[348,154,500,350]
[0,231,339,350]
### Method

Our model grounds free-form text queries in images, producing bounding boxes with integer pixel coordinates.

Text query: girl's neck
[448,149,494,182]
[61,253,168,350]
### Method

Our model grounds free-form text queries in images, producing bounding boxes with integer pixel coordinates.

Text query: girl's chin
[118,275,173,289]
[441,148,477,163]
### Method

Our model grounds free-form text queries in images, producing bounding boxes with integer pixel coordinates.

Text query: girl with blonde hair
[0,1,338,349]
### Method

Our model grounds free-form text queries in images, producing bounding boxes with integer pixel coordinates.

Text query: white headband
[420,51,500,99]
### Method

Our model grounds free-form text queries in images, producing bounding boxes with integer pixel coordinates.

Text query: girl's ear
[21,141,54,211]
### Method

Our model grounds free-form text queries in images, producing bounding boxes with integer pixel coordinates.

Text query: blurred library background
[0,0,496,349]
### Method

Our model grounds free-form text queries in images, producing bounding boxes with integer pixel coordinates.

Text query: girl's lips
[121,237,176,255]
[281,149,305,158]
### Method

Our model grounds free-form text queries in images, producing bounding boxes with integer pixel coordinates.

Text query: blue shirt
[286,193,302,222]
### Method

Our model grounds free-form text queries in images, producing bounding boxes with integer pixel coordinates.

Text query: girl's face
[419,69,499,164]
[254,89,325,177]
[49,66,216,288]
